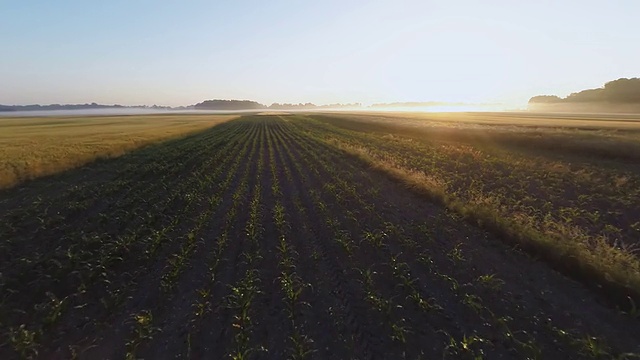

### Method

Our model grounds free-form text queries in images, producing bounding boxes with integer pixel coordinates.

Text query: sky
[1,0,638,107]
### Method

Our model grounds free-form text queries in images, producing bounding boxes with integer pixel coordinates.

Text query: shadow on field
[0,120,231,205]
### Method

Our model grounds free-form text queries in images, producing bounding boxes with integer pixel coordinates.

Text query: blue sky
[1,0,638,107]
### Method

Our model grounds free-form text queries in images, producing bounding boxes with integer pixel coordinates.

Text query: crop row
[276,116,638,358]
[1,121,254,357]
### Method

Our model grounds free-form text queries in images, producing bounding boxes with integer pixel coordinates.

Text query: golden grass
[0,114,237,189]
[325,111,640,130]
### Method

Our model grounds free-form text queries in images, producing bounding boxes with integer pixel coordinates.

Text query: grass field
[1,113,640,358]
[0,114,236,189]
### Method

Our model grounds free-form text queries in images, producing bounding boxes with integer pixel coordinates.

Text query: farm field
[1,114,640,359]
[0,114,237,189]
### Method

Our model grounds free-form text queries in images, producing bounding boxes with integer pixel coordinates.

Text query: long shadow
[0,120,237,207]
[0,117,248,358]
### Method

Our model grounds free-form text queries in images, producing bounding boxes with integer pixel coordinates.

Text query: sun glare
[371,104,510,113]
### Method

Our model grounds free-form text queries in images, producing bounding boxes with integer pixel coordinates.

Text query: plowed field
[1,115,639,359]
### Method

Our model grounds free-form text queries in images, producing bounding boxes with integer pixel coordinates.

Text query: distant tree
[194,99,266,110]
[528,95,563,104]
[564,88,605,102]
[603,78,640,103]
[529,78,640,104]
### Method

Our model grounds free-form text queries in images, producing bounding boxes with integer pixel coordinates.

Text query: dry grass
[313,112,640,161]
[0,114,237,189]
[324,111,640,130]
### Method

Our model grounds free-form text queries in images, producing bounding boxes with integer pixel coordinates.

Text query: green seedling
[125,310,157,360]
[476,274,505,291]
[9,325,39,359]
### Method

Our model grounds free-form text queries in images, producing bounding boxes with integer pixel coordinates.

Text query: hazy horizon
[2,1,638,108]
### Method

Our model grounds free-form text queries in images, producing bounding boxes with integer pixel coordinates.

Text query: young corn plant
[125,310,157,360]
[272,189,314,359]
[476,274,505,291]
[356,267,410,345]
[389,256,443,313]
[8,325,39,359]
[226,268,261,359]
[442,331,487,359]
